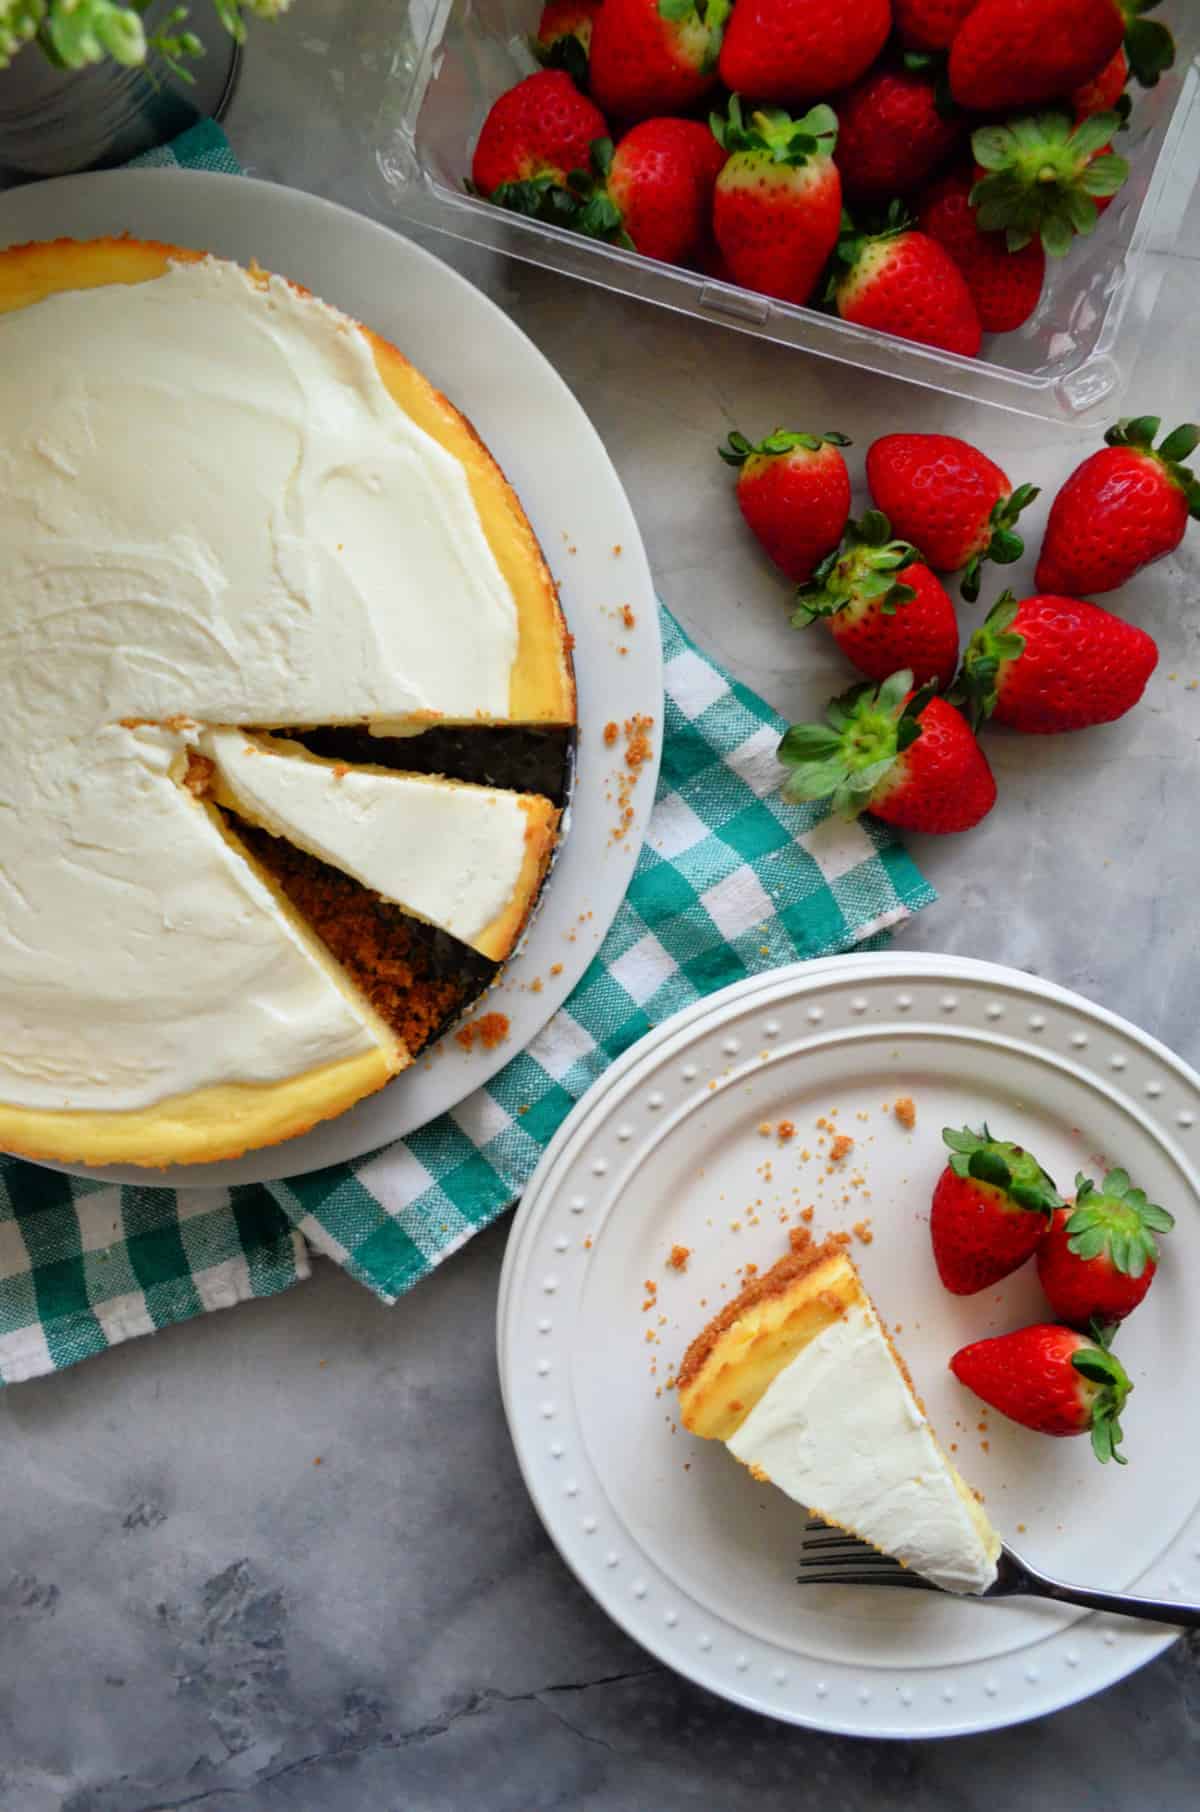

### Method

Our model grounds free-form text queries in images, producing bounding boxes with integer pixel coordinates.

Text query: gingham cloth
[0,132,935,1383]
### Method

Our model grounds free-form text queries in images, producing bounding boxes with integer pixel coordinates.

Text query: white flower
[244,0,291,17]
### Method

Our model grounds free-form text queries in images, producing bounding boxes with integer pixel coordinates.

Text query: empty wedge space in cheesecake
[677,1240,1001,1595]
[200,730,559,963]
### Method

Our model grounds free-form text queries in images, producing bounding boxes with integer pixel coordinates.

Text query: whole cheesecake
[0,238,575,1167]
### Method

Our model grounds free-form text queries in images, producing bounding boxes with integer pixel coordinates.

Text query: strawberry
[954,590,1158,733]
[792,512,959,689]
[778,669,997,834]
[719,427,852,583]
[1071,47,1128,120]
[1038,1171,1174,1328]
[918,168,1046,333]
[1036,416,1200,596]
[866,433,1039,599]
[471,71,610,215]
[534,0,601,85]
[830,216,982,360]
[599,120,726,264]
[969,111,1128,257]
[893,0,975,52]
[948,0,1124,114]
[834,65,965,203]
[932,1124,1062,1294]
[711,100,842,307]
[950,1323,1133,1464]
[718,0,890,110]
[588,0,728,126]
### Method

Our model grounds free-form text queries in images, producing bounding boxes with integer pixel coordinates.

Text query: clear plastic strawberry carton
[374,0,1200,422]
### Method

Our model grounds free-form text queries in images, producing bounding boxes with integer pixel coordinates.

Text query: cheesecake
[0,239,575,1167]
[677,1239,1001,1594]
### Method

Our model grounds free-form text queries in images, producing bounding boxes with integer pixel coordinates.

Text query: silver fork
[796,1520,1200,1626]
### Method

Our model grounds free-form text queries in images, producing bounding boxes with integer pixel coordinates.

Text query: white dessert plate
[498,953,1200,1739]
[0,171,661,1186]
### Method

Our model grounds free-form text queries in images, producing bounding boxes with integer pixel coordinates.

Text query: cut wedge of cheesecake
[677,1239,1001,1595]
[202,730,560,963]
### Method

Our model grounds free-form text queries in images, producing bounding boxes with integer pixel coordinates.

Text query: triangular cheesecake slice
[202,729,559,962]
[677,1239,1001,1595]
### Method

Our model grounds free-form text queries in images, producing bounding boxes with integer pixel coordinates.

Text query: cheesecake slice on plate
[677,1238,1001,1595]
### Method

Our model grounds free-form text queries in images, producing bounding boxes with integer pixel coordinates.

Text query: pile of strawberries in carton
[714,417,1198,833]
[469,0,1177,356]
[932,1123,1173,1463]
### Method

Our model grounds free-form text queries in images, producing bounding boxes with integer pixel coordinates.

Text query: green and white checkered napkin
[0,129,934,1384]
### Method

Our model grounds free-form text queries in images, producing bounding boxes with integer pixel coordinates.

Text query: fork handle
[1018,1561,1200,1629]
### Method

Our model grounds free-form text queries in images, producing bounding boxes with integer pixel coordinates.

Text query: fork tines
[796,1518,934,1589]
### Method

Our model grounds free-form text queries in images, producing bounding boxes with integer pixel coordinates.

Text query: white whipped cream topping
[206,731,535,954]
[727,1299,1000,1595]
[0,257,524,1113]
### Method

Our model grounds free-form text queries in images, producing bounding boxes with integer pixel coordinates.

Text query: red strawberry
[718,0,890,109]
[831,217,982,360]
[1072,46,1128,120]
[918,168,1046,333]
[778,670,997,834]
[792,512,959,689]
[834,65,965,203]
[588,0,727,126]
[718,427,852,583]
[602,120,726,264]
[950,1323,1133,1464]
[1036,415,1200,595]
[955,590,1158,733]
[866,433,1039,599]
[931,1124,1062,1294]
[472,71,609,210]
[712,100,842,307]
[893,0,975,51]
[949,0,1124,114]
[1038,1170,1174,1328]
[535,0,601,83]
[970,111,1129,257]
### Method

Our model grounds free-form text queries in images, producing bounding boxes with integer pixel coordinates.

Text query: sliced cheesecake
[202,730,559,963]
[0,240,575,1167]
[677,1239,1001,1595]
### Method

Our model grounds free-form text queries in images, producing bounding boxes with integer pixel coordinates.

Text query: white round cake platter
[0,171,662,1187]
[498,952,1200,1739]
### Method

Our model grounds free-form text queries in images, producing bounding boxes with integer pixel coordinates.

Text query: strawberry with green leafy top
[1038,1170,1174,1327]
[588,0,728,126]
[866,432,1039,601]
[951,1323,1133,1464]
[792,513,960,690]
[778,670,997,834]
[932,1124,1062,1294]
[954,591,1158,734]
[711,99,842,306]
[970,112,1128,257]
[573,121,726,264]
[829,213,983,359]
[1036,416,1200,596]
[719,427,852,583]
[471,71,611,220]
